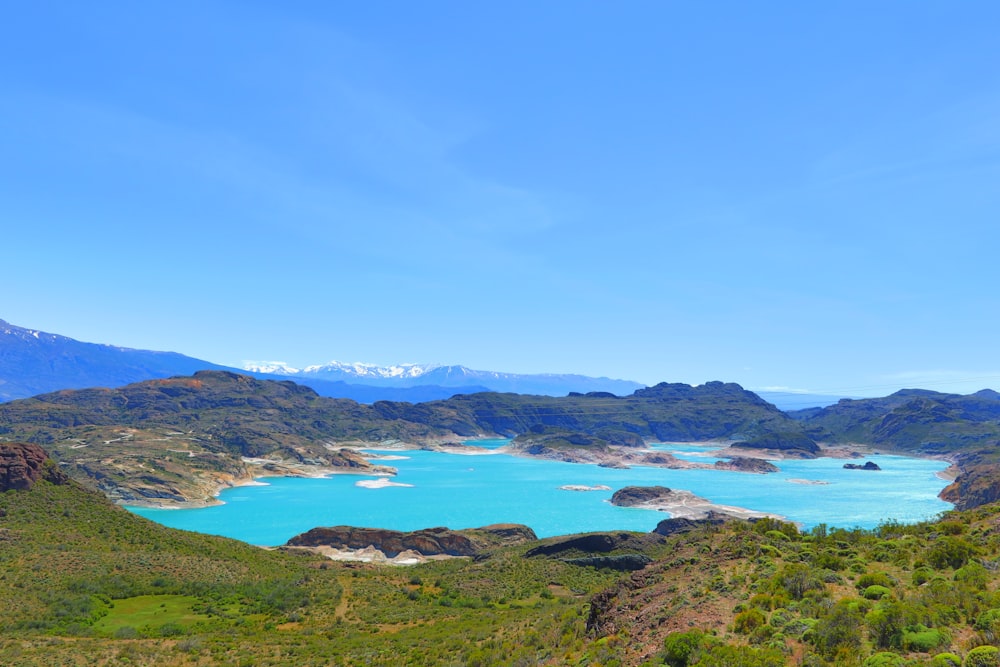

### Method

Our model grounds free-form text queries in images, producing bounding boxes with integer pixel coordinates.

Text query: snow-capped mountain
[242,361,440,380]
[0,319,232,401]
[242,360,645,396]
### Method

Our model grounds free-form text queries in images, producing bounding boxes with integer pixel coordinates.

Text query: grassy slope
[0,478,628,666]
[6,474,1000,665]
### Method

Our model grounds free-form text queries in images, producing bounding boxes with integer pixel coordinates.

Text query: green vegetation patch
[92,595,205,636]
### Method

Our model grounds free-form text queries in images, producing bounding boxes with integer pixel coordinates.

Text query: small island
[609,485,780,521]
[843,461,882,471]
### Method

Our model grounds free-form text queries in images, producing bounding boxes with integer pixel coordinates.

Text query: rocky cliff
[286,524,537,557]
[0,442,67,490]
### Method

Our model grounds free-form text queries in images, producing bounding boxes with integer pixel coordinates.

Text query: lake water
[128,441,952,546]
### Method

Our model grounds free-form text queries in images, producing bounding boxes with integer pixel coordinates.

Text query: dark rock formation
[524,532,656,558]
[843,461,882,471]
[610,486,675,507]
[714,456,780,473]
[286,524,536,557]
[0,443,67,490]
[652,511,733,536]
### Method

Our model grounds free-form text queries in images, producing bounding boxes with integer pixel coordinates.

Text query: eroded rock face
[610,486,675,507]
[652,510,732,536]
[286,524,536,557]
[941,464,1000,510]
[0,443,66,490]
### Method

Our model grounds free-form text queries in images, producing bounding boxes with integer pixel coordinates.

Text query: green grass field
[92,595,205,636]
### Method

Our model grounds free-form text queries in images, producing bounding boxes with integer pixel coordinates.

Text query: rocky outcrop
[714,456,779,473]
[732,431,820,457]
[0,443,67,490]
[286,524,536,557]
[941,463,1000,510]
[843,461,881,471]
[524,531,661,570]
[652,511,733,536]
[610,486,678,507]
[526,532,632,557]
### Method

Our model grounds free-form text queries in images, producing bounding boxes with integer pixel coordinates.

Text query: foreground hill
[0,447,647,665]
[6,444,1000,665]
[0,371,811,504]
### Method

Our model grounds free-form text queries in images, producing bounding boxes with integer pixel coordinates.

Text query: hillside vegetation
[6,454,1000,665]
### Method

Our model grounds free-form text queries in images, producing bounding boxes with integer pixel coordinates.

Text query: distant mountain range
[0,319,234,402]
[0,318,640,403]
[243,359,645,396]
[0,317,887,410]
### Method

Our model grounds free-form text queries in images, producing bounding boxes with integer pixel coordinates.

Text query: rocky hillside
[0,372,446,504]
[0,442,68,490]
[4,371,1000,510]
[0,372,815,505]
[390,380,808,444]
[286,524,537,558]
[796,389,1000,509]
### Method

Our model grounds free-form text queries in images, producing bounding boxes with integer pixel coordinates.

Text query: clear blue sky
[3,2,999,397]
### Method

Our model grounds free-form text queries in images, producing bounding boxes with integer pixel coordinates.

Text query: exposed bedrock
[286,524,536,557]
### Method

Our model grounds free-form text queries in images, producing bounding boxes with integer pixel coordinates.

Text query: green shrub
[856,572,895,590]
[811,599,864,658]
[813,551,846,571]
[866,601,906,650]
[773,563,825,600]
[955,562,989,588]
[926,537,976,570]
[928,652,961,667]
[734,608,767,634]
[975,609,1000,634]
[662,630,708,667]
[691,644,785,667]
[864,585,892,600]
[901,626,948,652]
[862,652,907,667]
[965,645,1000,667]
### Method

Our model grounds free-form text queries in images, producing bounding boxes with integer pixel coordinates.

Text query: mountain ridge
[0,318,643,402]
[243,358,645,396]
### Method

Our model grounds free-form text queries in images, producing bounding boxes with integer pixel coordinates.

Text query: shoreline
[121,437,956,520]
[120,456,401,509]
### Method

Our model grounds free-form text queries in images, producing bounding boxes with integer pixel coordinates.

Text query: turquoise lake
[128,441,953,546]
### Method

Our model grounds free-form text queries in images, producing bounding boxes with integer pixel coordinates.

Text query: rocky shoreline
[609,485,783,521]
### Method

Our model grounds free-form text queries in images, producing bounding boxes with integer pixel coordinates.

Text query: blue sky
[3,2,999,397]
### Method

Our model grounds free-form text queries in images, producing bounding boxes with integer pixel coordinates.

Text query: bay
[128,442,952,546]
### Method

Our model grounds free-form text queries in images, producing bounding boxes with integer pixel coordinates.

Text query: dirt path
[334,574,352,621]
